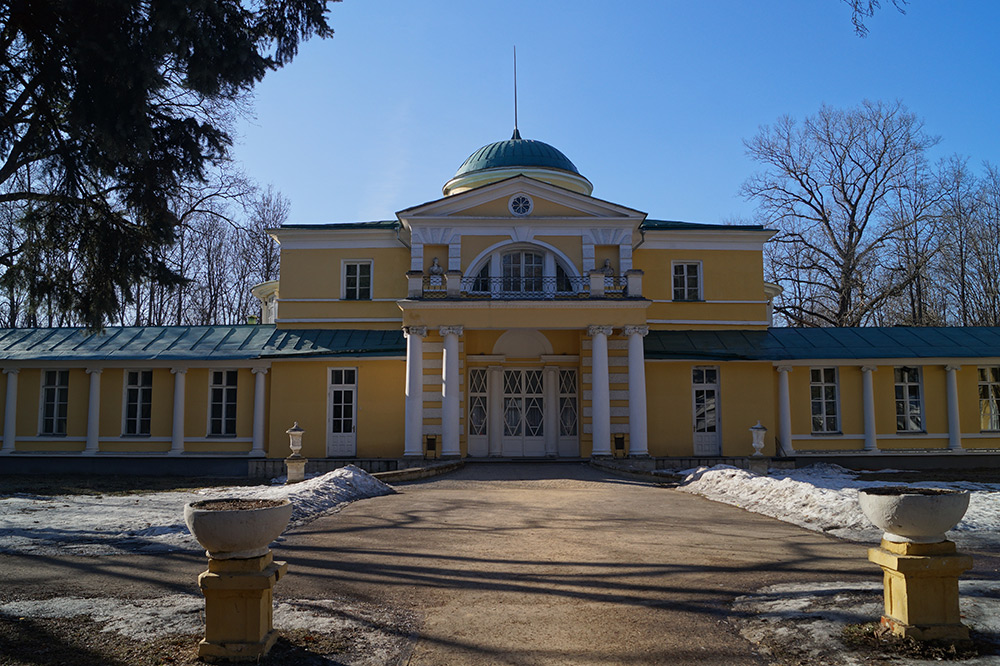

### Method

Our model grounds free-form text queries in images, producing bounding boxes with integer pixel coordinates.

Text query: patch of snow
[677,464,1000,548]
[734,581,1000,666]
[0,465,394,556]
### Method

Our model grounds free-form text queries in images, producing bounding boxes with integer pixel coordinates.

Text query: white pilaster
[403,326,427,457]
[588,325,613,456]
[170,367,186,456]
[945,365,962,451]
[251,367,268,457]
[543,365,559,456]
[861,365,877,452]
[488,365,503,456]
[777,366,792,456]
[84,368,102,455]
[440,325,463,457]
[2,369,18,454]
[624,325,649,456]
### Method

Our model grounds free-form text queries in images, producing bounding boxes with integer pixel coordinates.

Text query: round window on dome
[509,194,533,217]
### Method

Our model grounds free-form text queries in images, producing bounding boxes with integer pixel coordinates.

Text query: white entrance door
[327,368,357,457]
[557,369,580,457]
[692,366,721,456]
[502,369,545,457]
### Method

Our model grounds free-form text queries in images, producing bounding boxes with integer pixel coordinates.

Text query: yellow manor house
[3,131,1000,475]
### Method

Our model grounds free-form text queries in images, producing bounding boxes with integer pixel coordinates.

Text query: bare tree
[843,0,908,37]
[743,100,939,327]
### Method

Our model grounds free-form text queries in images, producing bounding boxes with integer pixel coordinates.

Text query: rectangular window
[809,367,840,433]
[672,262,701,301]
[124,370,153,436]
[343,261,372,300]
[894,366,923,432]
[209,370,238,437]
[979,367,1000,432]
[40,369,69,436]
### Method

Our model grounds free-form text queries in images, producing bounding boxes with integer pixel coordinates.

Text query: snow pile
[678,464,1000,548]
[0,465,394,556]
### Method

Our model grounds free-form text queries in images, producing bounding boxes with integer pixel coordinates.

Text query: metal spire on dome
[512,46,521,141]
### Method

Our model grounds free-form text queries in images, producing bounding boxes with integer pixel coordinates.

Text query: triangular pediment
[397,176,646,224]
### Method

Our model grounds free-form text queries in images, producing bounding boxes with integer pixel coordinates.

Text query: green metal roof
[280,220,400,230]
[454,134,581,178]
[0,326,405,362]
[645,327,1000,361]
[640,219,770,232]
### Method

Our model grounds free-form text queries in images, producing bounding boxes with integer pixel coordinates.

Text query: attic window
[509,194,533,217]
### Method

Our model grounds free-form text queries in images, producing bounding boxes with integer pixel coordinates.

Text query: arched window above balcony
[465,245,579,298]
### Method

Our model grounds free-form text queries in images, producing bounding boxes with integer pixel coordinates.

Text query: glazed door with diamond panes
[692,366,721,455]
[327,368,357,457]
[467,368,489,457]
[557,369,579,456]
[502,369,545,457]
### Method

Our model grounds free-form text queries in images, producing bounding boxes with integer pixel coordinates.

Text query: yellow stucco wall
[277,246,408,304]
[267,359,404,459]
[634,249,766,303]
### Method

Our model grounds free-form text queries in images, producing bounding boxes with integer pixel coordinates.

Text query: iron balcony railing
[421,275,629,300]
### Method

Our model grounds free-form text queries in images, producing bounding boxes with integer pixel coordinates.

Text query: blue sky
[232,1,1000,225]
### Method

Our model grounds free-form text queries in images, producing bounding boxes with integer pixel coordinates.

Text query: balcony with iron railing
[409,270,643,300]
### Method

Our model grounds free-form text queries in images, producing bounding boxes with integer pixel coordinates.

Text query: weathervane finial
[512,46,521,140]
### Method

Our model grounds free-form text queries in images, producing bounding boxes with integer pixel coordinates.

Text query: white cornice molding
[400,176,647,221]
[770,358,1000,367]
[398,299,651,311]
[271,227,405,250]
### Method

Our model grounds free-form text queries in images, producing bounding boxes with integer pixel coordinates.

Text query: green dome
[443,129,593,196]
[455,132,581,178]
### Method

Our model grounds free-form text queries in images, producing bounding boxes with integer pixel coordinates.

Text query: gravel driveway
[276,462,874,665]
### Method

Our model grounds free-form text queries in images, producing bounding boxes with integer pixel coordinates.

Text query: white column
[2,369,18,454]
[440,325,463,457]
[589,325,613,456]
[170,367,186,456]
[251,367,268,457]
[945,365,963,451]
[488,365,503,456]
[861,365,877,452]
[624,325,649,456]
[84,368,102,455]
[403,326,427,457]
[543,365,558,456]
[777,366,792,456]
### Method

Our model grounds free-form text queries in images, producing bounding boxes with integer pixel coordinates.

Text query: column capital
[251,366,269,376]
[3,367,19,376]
[85,367,103,375]
[170,367,187,375]
[775,365,794,373]
[861,365,878,373]
[622,325,649,337]
[587,325,614,337]
[403,325,428,338]
[439,325,464,337]
[945,364,962,372]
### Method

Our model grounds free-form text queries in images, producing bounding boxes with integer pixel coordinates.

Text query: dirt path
[276,463,874,665]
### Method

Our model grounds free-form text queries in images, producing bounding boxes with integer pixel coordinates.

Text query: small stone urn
[184,498,292,661]
[858,487,972,641]
[285,422,307,484]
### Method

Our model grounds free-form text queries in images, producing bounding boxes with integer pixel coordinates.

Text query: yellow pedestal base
[868,539,972,641]
[197,551,289,662]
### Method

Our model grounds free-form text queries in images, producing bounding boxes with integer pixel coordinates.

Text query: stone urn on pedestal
[858,486,972,641]
[184,498,292,661]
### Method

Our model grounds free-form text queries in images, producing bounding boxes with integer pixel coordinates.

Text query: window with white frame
[124,370,153,436]
[979,366,1000,431]
[559,369,578,437]
[343,261,372,300]
[672,262,701,301]
[809,367,840,433]
[466,245,577,296]
[894,366,923,432]
[40,369,69,436]
[209,370,238,437]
